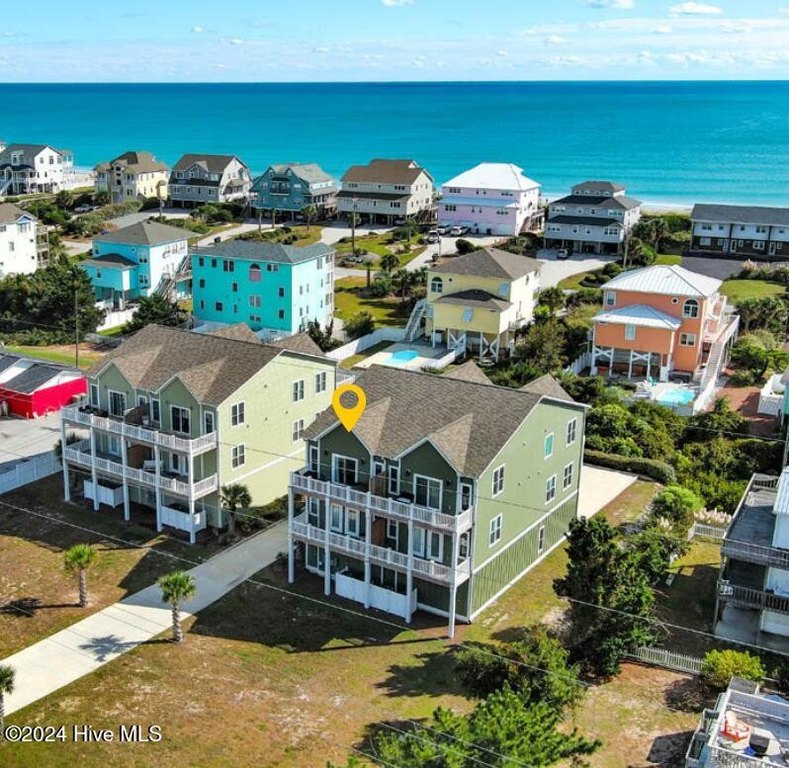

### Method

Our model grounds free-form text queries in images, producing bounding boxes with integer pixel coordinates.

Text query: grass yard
[335,231,426,270]
[3,343,105,370]
[0,477,217,658]
[721,279,786,304]
[338,340,393,370]
[557,269,604,291]
[334,276,409,327]
[655,253,683,266]
[4,477,701,768]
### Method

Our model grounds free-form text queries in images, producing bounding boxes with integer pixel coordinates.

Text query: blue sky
[2,0,789,81]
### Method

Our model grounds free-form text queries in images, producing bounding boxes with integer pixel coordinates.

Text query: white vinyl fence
[564,351,592,375]
[689,522,728,541]
[326,327,407,362]
[0,452,61,495]
[628,646,703,675]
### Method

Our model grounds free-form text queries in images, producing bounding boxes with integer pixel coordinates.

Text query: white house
[439,163,542,236]
[0,144,74,196]
[0,203,47,277]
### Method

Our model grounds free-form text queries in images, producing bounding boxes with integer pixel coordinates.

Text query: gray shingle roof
[572,180,625,194]
[691,203,789,228]
[88,325,288,406]
[431,247,540,280]
[336,190,409,202]
[0,203,35,225]
[548,215,622,227]
[305,365,580,477]
[194,239,333,265]
[2,364,63,394]
[84,253,137,269]
[443,360,493,386]
[520,374,574,401]
[96,220,195,246]
[342,158,433,185]
[207,324,261,343]
[270,332,326,357]
[435,289,511,311]
[550,194,640,211]
[268,163,335,185]
[96,150,168,174]
[172,153,246,173]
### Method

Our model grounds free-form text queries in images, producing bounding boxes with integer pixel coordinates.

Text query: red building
[0,355,86,419]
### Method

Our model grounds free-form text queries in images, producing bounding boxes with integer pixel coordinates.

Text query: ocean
[1,81,787,206]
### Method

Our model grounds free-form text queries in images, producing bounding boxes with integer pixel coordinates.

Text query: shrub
[584,450,676,484]
[652,485,704,530]
[565,287,602,308]
[455,238,475,255]
[344,311,375,340]
[702,649,765,691]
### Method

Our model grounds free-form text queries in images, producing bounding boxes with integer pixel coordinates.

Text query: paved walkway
[3,522,287,716]
[577,465,638,520]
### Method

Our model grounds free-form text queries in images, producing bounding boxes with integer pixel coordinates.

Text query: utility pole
[73,272,80,369]
[351,197,358,259]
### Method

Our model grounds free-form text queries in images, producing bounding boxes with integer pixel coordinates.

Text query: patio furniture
[721,710,751,742]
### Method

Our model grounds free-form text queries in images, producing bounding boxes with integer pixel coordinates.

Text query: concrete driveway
[0,412,62,471]
[537,248,616,289]
[577,465,638,520]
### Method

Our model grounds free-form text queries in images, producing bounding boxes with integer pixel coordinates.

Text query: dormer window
[430,276,443,294]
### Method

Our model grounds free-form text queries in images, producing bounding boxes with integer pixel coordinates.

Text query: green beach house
[287,363,587,636]
[60,324,336,542]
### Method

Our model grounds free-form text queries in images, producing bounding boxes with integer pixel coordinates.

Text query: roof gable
[96,219,195,246]
[431,247,540,281]
[602,265,721,298]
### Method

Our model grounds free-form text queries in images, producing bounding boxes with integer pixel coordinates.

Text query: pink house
[439,163,542,236]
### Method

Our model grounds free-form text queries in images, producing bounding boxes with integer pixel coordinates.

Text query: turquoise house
[251,163,338,219]
[191,240,335,337]
[83,220,193,309]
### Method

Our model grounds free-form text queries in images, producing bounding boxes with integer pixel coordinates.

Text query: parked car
[450,226,464,237]
[437,225,449,235]
[74,204,93,213]
[393,218,406,226]
[556,248,570,260]
[427,230,440,243]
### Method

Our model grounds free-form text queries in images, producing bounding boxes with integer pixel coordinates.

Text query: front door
[770,242,777,256]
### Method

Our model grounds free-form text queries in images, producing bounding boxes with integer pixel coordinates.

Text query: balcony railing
[290,470,473,533]
[718,581,789,615]
[291,515,470,585]
[63,442,217,500]
[722,539,789,569]
[62,404,217,454]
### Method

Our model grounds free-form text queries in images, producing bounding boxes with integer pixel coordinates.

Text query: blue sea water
[1,81,788,206]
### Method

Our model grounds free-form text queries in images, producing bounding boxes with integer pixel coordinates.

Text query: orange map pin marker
[332,384,366,432]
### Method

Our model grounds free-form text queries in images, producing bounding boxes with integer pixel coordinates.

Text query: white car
[427,230,440,243]
[450,226,464,237]
[74,204,94,213]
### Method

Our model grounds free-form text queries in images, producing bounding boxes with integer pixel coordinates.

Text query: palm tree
[220,483,251,540]
[158,571,197,643]
[0,665,14,740]
[379,252,400,274]
[63,543,97,608]
[394,268,417,302]
[651,218,670,252]
[301,204,317,229]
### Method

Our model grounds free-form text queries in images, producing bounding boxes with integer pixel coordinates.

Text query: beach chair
[720,711,751,742]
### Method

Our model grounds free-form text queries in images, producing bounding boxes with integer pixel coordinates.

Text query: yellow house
[425,247,540,361]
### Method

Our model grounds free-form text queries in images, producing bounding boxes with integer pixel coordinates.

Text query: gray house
[168,154,252,208]
[251,163,338,219]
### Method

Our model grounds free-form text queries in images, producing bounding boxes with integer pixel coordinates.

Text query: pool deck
[354,341,450,371]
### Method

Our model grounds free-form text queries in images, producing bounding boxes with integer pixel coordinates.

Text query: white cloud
[652,23,673,33]
[585,0,635,8]
[191,25,204,33]
[229,38,245,46]
[669,2,724,15]
[719,21,752,34]
[544,35,566,45]
[381,0,413,6]
[780,7,789,13]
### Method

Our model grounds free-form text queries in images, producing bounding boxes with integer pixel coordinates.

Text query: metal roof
[441,163,540,192]
[602,265,722,298]
[594,304,682,330]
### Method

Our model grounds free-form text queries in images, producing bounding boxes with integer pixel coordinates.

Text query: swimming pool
[655,387,695,406]
[387,349,419,366]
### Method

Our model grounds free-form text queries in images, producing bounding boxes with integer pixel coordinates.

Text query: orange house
[590,265,739,382]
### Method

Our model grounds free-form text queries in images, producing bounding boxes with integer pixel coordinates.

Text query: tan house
[337,158,434,224]
[169,153,252,208]
[95,151,169,203]
[424,247,540,361]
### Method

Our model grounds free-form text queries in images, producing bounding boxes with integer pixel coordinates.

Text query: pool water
[656,387,694,406]
[388,349,419,365]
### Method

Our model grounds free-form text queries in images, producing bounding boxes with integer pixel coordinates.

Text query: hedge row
[584,449,676,484]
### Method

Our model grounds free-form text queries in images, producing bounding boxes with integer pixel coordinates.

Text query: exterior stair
[404,298,427,341]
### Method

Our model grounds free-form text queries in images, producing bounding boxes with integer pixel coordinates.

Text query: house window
[330,504,343,532]
[198,278,205,289]
[563,462,574,490]
[171,405,191,435]
[249,264,261,282]
[604,291,615,307]
[458,531,470,560]
[460,482,473,511]
[308,444,319,473]
[278,287,285,298]
[231,282,239,293]
[249,295,261,308]
[89,383,99,407]
[546,475,557,503]
[566,417,577,446]
[150,398,160,424]
[307,497,319,526]
[624,324,636,341]
[386,519,399,545]
[204,411,215,434]
[683,299,699,319]
[333,455,358,485]
[231,444,245,468]
[388,465,399,495]
[292,419,305,442]
[427,531,443,561]
[278,309,285,320]
[215,301,224,312]
[231,401,245,426]
[537,525,546,554]
[410,527,426,557]
[463,308,473,323]
[222,259,234,273]
[498,282,508,297]
[292,380,305,402]
[492,465,505,497]
[680,333,696,347]
[266,263,279,272]
[347,509,361,537]
[489,515,502,547]
[108,390,126,417]
[430,277,443,294]
[315,371,327,394]
[414,475,442,510]
[544,433,554,459]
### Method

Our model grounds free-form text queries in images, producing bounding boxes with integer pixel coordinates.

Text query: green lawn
[655,253,683,266]
[334,276,409,327]
[238,225,324,247]
[97,326,125,337]
[339,340,393,369]
[335,231,426,270]
[4,344,104,370]
[720,279,786,304]
[557,269,603,291]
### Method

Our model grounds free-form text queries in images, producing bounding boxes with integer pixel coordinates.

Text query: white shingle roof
[441,163,540,193]
[602,265,721,298]
[594,304,682,330]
